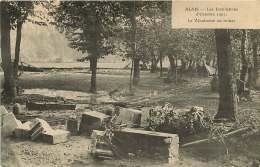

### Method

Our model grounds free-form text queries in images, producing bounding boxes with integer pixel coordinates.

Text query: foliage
[113,2,169,63]
[51,1,120,61]
[3,1,47,28]
[147,103,212,137]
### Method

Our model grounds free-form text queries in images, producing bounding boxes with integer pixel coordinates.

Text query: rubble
[117,108,142,128]
[42,129,70,144]
[1,106,22,137]
[90,120,179,163]
[14,118,69,144]
[79,111,111,135]
[14,121,32,138]
[66,116,79,135]
[0,105,8,115]
[129,109,142,128]
[90,130,114,160]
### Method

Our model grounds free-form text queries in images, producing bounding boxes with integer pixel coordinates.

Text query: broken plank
[181,127,250,148]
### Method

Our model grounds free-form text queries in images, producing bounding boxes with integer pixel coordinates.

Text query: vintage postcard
[1,0,260,167]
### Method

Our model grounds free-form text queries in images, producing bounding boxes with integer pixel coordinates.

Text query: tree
[12,2,38,79]
[1,2,16,103]
[238,30,248,95]
[118,1,168,87]
[214,29,238,121]
[250,30,260,89]
[1,1,44,103]
[53,1,119,93]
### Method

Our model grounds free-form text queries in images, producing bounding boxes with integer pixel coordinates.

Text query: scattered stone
[28,118,54,141]
[13,117,69,144]
[112,128,179,164]
[130,109,142,128]
[28,119,42,135]
[117,108,142,127]
[14,121,32,139]
[31,128,44,141]
[42,129,69,144]
[90,130,114,160]
[0,105,8,116]
[66,116,79,135]
[95,105,114,116]
[1,109,22,137]
[79,111,111,135]
[35,118,53,133]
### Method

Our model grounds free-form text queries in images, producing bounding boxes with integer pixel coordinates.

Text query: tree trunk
[247,67,254,89]
[1,3,16,103]
[251,30,260,89]
[187,59,194,72]
[133,58,140,86]
[159,53,163,77]
[214,29,237,121]
[238,30,248,95]
[167,55,175,81]
[212,56,217,68]
[13,21,23,79]
[129,60,133,91]
[175,57,178,84]
[130,1,140,86]
[180,59,187,73]
[90,57,97,93]
[150,56,158,73]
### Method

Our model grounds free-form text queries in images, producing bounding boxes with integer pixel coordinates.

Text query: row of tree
[1,1,47,103]
[1,1,260,122]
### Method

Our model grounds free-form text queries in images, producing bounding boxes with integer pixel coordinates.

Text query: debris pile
[14,118,69,144]
[87,107,179,164]
[147,103,212,137]
[1,105,22,137]
[94,105,143,128]
[112,128,179,164]
[90,130,114,160]
[1,104,69,144]
[90,127,179,164]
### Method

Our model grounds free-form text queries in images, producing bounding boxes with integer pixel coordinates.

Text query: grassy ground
[2,69,260,167]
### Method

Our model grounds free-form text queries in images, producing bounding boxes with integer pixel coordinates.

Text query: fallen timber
[181,127,251,148]
[26,101,76,111]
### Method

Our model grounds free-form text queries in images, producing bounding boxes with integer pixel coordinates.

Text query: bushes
[146,103,212,137]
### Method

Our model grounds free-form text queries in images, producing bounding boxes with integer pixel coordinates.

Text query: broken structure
[90,128,179,164]
[79,111,111,135]
[1,106,22,137]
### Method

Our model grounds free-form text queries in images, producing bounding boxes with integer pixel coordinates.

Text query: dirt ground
[2,70,260,167]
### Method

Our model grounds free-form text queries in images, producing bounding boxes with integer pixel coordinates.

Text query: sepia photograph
[0,0,260,167]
